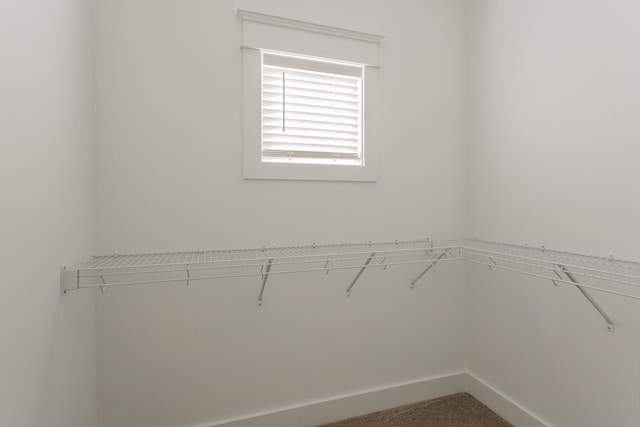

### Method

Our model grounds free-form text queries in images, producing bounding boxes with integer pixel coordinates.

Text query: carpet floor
[318,392,513,427]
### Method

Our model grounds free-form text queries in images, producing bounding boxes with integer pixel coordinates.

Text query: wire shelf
[60,238,640,332]
[76,239,451,273]
[62,238,640,301]
[62,239,463,290]
[462,240,640,289]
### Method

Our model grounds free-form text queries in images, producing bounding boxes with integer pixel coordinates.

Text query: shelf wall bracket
[346,252,376,297]
[488,257,498,271]
[558,264,615,332]
[410,250,449,289]
[257,259,273,307]
[61,267,79,295]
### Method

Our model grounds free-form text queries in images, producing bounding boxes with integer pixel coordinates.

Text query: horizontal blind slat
[263,85,360,102]
[263,76,359,93]
[263,149,361,160]
[264,140,359,148]
[263,118,359,132]
[263,110,359,123]
[263,127,359,140]
[262,94,359,110]
[263,103,359,118]
[262,142,360,152]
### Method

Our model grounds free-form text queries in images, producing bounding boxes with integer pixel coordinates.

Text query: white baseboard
[465,372,548,427]
[194,371,548,427]
[204,372,467,427]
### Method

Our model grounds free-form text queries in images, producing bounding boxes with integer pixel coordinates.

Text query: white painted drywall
[467,1,640,425]
[0,1,96,426]
[93,1,468,426]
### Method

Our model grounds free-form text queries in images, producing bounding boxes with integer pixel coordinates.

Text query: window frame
[240,10,382,182]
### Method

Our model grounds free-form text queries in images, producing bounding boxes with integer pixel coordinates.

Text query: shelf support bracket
[488,257,498,271]
[411,250,449,289]
[346,253,375,297]
[558,264,615,332]
[257,259,273,307]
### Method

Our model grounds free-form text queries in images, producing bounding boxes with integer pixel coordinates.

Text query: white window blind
[261,52,364,165]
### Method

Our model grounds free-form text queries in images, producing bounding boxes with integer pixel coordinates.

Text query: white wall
[0,1,96,426]
[93,1,468,426]
[467,1,640,425]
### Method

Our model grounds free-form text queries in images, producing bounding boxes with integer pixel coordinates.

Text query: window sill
[243,161,377,182]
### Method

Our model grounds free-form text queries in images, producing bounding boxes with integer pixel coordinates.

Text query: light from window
[261,52,364,166]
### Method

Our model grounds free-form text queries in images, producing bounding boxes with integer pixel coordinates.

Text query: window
[261,52,364,166]
[239,9,383,181]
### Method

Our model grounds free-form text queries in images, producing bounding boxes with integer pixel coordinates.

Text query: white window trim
[239,10,384,182]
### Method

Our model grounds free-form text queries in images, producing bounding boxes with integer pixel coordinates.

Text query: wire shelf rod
[462,250,624,281]
[464,253,638,287]
[465,259,640,300]
[78,257,462,289]
[87,239,430,259]
[462,248,640,285]
[462,245,640,275]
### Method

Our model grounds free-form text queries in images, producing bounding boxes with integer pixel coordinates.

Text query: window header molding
[237,9,385,44]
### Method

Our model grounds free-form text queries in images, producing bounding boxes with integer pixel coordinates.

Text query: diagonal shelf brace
[257,259,273,308]
[411,250,449,289]
[551,265,564,287]
[557,264,615,332]
[346,253,376,297]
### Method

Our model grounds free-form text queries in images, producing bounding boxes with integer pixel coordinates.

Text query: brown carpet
[318,393,512,427]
